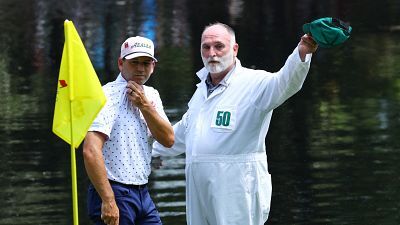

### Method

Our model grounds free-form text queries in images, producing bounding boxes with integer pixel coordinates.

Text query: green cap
[303,17,352,48]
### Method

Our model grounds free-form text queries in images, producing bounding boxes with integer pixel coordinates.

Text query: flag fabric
[52,20,106,148]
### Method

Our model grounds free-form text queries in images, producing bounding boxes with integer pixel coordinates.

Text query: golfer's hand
[298,34,318,61]
[126,81,151,109]
[101,199,119,225]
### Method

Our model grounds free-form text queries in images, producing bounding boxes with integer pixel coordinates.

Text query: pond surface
[0,0,400,224]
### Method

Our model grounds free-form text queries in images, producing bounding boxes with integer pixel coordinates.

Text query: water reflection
[1,0,400,224]
[151,156,186,223]
[266,34,400,224]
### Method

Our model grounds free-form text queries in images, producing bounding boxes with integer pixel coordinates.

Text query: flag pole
[66,20,79,225]
[71,144,79,225]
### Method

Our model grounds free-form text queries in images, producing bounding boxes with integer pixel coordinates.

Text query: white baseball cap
[120,36,157,62]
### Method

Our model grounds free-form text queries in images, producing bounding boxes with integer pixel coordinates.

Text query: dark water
[1,0,400,224]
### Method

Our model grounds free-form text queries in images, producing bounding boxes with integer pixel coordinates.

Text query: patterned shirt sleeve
[88,85,121,138]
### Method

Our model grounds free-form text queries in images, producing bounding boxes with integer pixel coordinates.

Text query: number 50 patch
[211,106,236,131]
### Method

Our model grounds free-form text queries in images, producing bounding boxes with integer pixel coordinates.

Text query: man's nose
[136,63,145,70]
[209,47,217,57]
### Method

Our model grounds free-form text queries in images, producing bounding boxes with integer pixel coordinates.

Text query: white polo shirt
[89,74,169,185]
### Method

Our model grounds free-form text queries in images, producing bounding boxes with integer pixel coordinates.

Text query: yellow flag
[52,20,106,148]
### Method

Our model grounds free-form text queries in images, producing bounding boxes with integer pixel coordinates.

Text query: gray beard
[202,51,233,73]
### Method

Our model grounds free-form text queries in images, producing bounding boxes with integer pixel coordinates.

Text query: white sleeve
[251,46,312,112]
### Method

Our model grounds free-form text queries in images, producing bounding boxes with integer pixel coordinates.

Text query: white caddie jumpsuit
[153,47,312,225]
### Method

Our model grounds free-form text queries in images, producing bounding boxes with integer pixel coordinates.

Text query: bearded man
[153,22,318,225]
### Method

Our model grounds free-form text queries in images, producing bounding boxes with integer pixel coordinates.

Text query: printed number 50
[216,111,231,126]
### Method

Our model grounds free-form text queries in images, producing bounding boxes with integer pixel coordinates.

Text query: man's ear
[118,57,124,71]
[233,43,239,57]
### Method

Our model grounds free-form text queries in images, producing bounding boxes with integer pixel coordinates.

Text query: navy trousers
[87,181,162,225]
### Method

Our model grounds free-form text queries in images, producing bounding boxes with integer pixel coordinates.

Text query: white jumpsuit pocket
[257,171,272,222]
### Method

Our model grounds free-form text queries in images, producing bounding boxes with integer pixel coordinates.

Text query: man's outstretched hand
[298,34,318,61]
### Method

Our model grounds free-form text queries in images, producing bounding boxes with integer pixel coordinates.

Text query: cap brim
[124,52,158,62]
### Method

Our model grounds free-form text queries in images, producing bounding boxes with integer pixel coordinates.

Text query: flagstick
[69,94,79,225]
[69,86,79,225]
[71,144,79,225]
[66,20,79,225]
